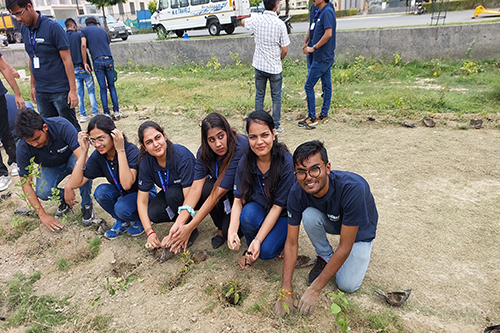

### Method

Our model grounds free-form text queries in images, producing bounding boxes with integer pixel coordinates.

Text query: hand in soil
[145,232,161,249]
[298,286,320,316]
[40,213,64,232]
[274,293,294,317]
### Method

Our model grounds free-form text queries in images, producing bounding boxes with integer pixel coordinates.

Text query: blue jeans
[239,201,288,260]
[94,183,155,223]
[93,57,119,114]
[302,207,373,293]
[35,154,92,208]
[304,55,334,120]
[255,68,282,129]
[75,67,99,117]
[36,91,81,131]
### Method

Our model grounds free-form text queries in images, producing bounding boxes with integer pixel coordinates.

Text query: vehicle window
[159,0,169,9]
[199,0,209,4]
[191,0,200,5]
[80,17,86,24]
[211,0,225,3]
[171,0,179,8]
[180,0,189,7]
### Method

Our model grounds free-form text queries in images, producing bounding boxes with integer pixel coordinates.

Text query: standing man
[298,0,336,128]
[6,0,81,131]
[65,18,99,123]
[274,140,378,316]
[81,17,121,120]
[242,0,290,134]
[15,108,94,230]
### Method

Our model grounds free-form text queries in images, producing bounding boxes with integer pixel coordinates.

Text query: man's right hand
[40,213,64,232]
[84,63,91,74]
[273,291,294,317]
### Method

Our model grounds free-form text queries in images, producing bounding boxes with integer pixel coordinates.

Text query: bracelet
[255,236,262,244]
[146,231,156,238]
[177,205,195,217]
[145,227,153,234]
[76,162,85,171]
[116,149,125,153]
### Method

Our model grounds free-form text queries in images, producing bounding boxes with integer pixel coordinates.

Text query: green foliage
[367,309,407,332]
[2,272,69,331]
[329,291,349,332]
[277,289,292,314]
[230,51,242,66]
[15,156,40,208]
[88,237,102,259]
[148,0,157,14]
[250,0,261,6]
[460,59,480,75]
[156,28,171,40]
[222,280,247,306]
[179,250,194,274]
[57,258,70,271]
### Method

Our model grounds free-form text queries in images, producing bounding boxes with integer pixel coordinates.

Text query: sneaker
[0,175,11,191]
[81,204,95,227]
[104,221,130,239]
[113,112,121,120]
[127,221,144,236]
[318,115,329,123]
[0,141,3,148]
[298,117,318,127]
[119,113,128,119]
[105,113,116,121]
[307,256,327,285]
[79,115,90,123]
[187,228,199,248]
[55,200,72,217]
[10,163,18,177]
[275,127,284,134]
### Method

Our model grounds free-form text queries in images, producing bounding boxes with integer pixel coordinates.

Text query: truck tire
[224,24,235,35]
[175,30,184,38]
[121,35,128,41]
[14,33,22,43]
[157,25,168,38]
[208,21,221,36]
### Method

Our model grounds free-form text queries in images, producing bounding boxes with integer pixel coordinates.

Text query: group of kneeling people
[14,108,378,315]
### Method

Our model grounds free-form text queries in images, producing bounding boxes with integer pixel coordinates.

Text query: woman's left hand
[111,129,125,151]
[247,238,261,261]
[167,225,192,254]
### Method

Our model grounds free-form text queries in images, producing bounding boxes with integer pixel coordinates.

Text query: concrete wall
[3,21,500,68]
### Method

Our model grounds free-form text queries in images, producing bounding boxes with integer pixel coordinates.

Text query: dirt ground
[0,111,499,332]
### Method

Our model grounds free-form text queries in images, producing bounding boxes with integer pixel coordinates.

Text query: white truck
[151,0,250,37]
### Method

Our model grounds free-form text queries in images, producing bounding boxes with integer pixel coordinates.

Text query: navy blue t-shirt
[66,30,84,67]
[234,152,295,217]
[81,25,111,61]
[308,3,336,63]
[193,134,248,191]
[16,117,79,177]
[138,144,195,192]
[22,13,70,93]
[84,141,140,194]
[287,171,378,242]
[0,52,7,96]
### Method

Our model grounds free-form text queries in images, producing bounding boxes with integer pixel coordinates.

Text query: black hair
[138,121,174,169]
[200,112,238,193]
[263,0,277,10]
[239,110,288,206]
[85,16,99,26]
[87,114,129,145]
[6,0,32,11]
[293,140,329,167]
[64,17,77,29]
[14,108,44,140]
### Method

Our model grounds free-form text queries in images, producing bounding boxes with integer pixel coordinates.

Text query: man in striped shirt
[242,0,290,134]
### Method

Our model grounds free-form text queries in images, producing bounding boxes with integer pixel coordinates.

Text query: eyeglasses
[294,163,325,181]
[12,7,27,18]
[89,134,109,145]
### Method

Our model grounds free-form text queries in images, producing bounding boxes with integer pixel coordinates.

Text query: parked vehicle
[75,14,129,40]
[0,34,8,47]
[151,0,251,37]
[0,13,22,44]
[415,0,426,15]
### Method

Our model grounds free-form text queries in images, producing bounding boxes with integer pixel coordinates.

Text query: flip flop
[295,255,316,269]
[211,234,225,249]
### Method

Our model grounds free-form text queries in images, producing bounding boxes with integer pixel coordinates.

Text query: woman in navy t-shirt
[136,121,196,250]
[165,113,248,253]
[69,115,148,239]
[227,111,295,269]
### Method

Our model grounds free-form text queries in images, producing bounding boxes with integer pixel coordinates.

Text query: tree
[85,0,126,32]
[148,1,158,14]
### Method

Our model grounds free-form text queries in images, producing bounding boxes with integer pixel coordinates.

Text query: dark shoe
[211,234,225,249]
[307,256,327,285]
[81,204,95,227]
[298,117,318,128]
[187,228,199,248]
[318,115,329,123]
[55,200,72,217]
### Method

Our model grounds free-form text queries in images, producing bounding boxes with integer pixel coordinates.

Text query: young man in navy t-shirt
[274,140,378,316]
[6,0,80,131]
[15,108,93,231]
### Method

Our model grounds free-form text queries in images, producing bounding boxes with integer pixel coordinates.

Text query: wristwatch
[313,44,317,50]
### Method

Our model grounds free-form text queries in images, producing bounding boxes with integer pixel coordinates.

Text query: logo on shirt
[287,211,292,218]
[57,145,69,154]
[173,179,181,184]
[138,180,143,185]
[327,214,340,221]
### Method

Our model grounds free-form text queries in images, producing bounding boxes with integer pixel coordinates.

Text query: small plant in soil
[221,280,247,306]
[278,288,293,314]
[329,290,350,332]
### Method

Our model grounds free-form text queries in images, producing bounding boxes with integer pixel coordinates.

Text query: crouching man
[15,108,93,231]
[274,140,378,316]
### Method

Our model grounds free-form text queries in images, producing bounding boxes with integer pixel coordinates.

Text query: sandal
[238,250,253,269]
[211,234,225,249]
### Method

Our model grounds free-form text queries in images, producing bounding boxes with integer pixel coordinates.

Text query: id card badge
[310,22,315,30]
[33,57,40,69]
[166,206,175,220]
[223,198,232,214]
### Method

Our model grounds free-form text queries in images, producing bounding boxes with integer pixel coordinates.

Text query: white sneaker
[80,115,90,123]
[0,141,3,148]
[10,163,18,176]
[0,175,12,191]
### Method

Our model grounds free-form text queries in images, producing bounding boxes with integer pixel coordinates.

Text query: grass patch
[88,237,102,259]
[57,258,70,271]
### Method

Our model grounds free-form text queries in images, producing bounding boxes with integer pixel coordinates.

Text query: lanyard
[106,161,123,195]
[30,30,37,56]
[313,7,321,22]
[215,162,218,180]
[157,170,170,193]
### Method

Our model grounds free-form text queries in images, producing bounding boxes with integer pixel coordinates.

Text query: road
[4,9,499,49]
